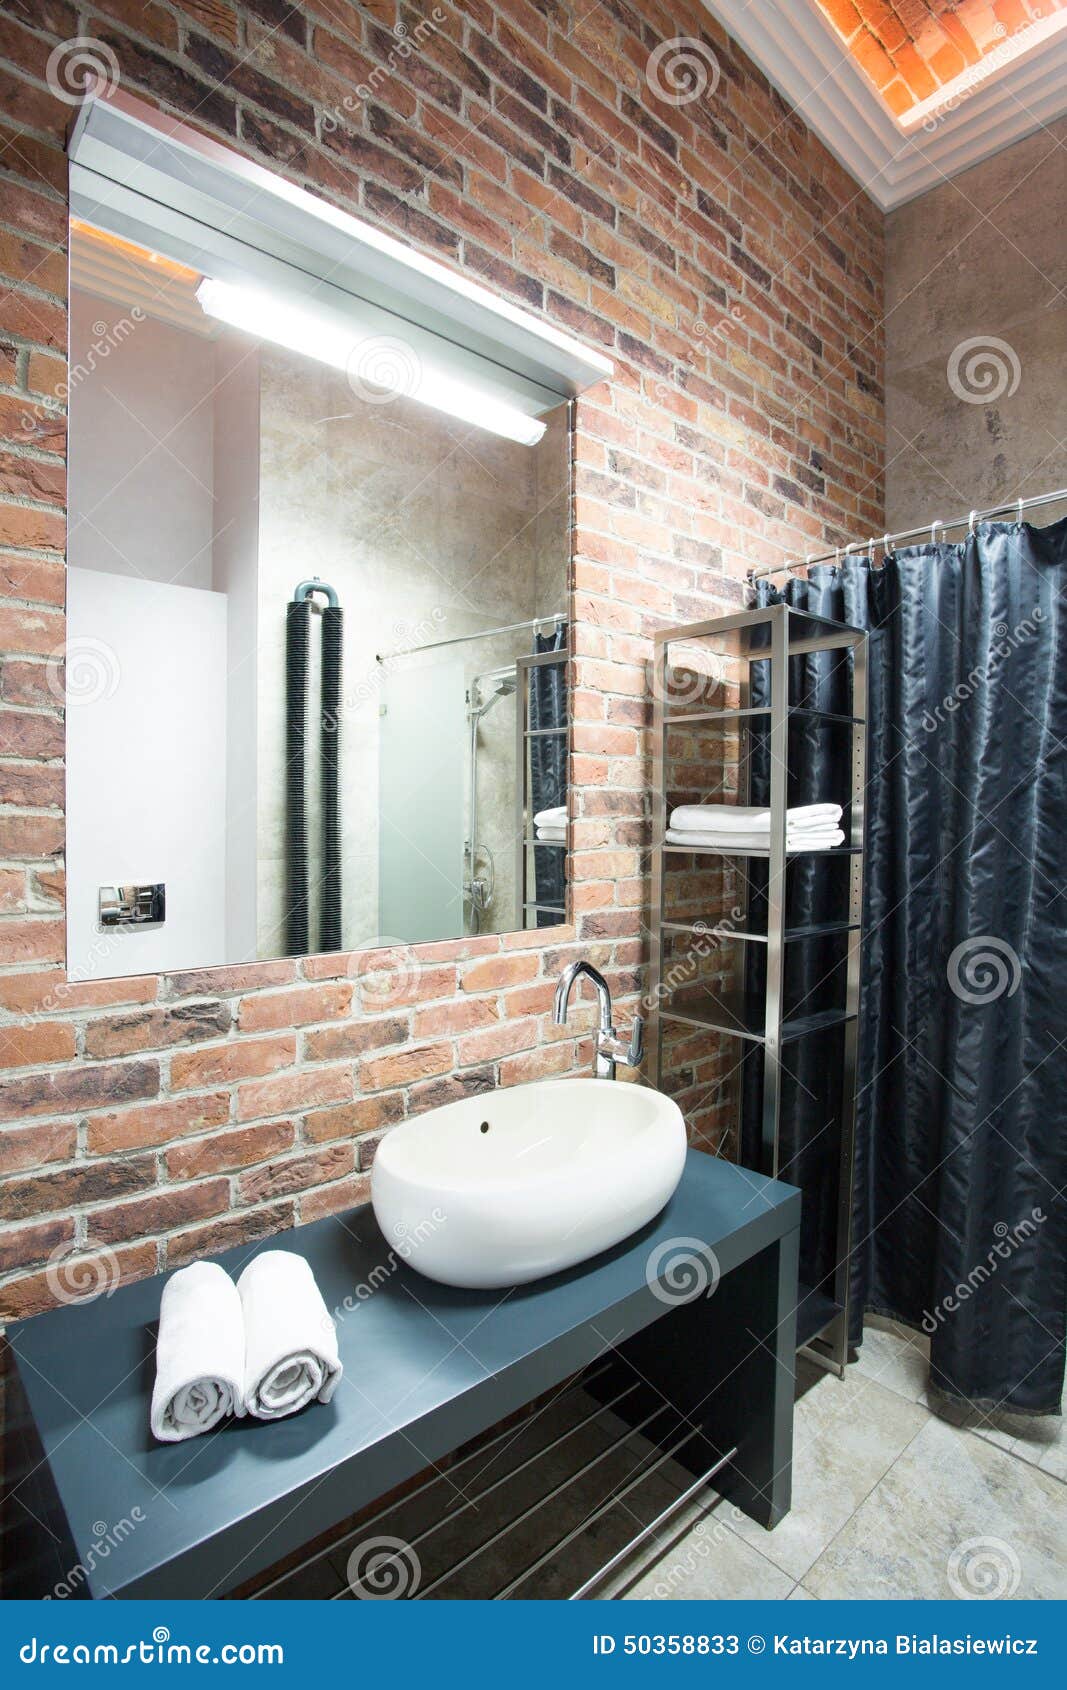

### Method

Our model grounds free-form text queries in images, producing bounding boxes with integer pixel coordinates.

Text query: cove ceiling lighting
[196,276,547,447]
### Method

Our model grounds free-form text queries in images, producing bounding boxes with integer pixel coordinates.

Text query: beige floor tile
[622,1510,795,1601]
[787,1584,818,1599]
[726,1367,927,1581]
[853,1321,930,1404]
[805,1415,1067,1600]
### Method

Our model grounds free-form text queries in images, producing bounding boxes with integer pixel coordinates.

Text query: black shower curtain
[757,519,1067,1417]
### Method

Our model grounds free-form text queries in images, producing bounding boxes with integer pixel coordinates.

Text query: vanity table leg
[608,1225,799,1531]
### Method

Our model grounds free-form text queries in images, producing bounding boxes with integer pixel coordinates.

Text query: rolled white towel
[534,805,567,828]
[150,1261,245,1443]
[535,825,566,842]
[669,802,842,834]
[666,827,844,852]
[239,1250,342,1421]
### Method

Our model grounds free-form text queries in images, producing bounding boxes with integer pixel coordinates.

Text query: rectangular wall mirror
[63,215,572,980]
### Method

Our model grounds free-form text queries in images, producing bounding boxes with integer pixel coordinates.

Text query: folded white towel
[239,1250,342,1421]
[535,826,566,842]
[669,802,842,834]
[534,805,566,828]
[666,828,845,852]
[150,1261,245,1443]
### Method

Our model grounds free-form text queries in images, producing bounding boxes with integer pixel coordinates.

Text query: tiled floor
[254,1318,1066,1601]
[624,1318,1066,1601]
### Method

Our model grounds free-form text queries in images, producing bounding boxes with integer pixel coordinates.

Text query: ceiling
[702,0,1067,208]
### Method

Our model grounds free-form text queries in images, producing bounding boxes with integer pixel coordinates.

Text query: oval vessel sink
[370,1077,687,1288]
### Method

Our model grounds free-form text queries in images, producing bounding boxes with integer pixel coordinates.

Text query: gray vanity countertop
[9,1148,800,1598]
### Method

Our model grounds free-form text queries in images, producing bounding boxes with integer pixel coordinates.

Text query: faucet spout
[553,959,613,1035]
[553,960,644,1081]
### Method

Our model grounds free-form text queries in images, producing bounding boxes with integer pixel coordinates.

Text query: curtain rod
[749,485,1067,583]
[377,611,565,663]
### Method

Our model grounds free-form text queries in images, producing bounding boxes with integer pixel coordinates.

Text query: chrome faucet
[553,960,644,1080]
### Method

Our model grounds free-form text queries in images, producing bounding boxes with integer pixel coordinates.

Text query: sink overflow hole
[480,1121,490,1134]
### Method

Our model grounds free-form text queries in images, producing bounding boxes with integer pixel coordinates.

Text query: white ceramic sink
[370,1077,687,1289]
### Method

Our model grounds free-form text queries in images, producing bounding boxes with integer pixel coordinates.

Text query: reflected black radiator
[285,582,343,955]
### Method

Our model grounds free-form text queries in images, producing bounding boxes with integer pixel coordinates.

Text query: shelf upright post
[648,632,668,1089]
[762,605,789,1178]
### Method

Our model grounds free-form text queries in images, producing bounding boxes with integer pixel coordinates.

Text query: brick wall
[814,0,1064,119]
[0,0,884,1324]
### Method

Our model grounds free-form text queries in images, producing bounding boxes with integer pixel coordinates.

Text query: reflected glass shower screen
[378,661,466,943]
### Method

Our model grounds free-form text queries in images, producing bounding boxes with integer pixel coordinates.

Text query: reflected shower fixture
[195,276,547,446]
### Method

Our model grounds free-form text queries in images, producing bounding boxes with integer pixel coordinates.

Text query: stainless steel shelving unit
[514,644,569,928]
[647,604,868,1375]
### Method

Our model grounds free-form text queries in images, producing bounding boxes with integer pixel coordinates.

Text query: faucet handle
[627,1014,645,1068]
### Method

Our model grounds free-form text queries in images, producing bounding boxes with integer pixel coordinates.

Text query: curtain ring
[882,532,891,559]
[1017,496,1024,523]
[968,509,978,535]
[930,519,943,544]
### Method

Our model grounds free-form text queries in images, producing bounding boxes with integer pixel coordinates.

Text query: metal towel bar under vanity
[6,1151,800,1600]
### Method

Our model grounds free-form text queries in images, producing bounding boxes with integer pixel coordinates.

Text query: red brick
[170,1034,296,1091]
[163,959,295,999]
[304,1015,408,1063]
[299,1173,371,1223]
[359,1043,453,1092]
[457,1017,539,1065]
[238,1143,354,1203]
[0,502,66,553]
[84,1179,231,1248]
[0,1156,156,1223]
[0,970,155,1014]
[0,1059,159,1120]
[165,1202,295,1269]
[85,1092,231,1155]
[0,1119,76,1176]
[0,1019,75,1069]
[0,1214,73,1274]
[0,759,63,808]
[238,982,352,1031]
[83,1002,232,1058]
[0,867,24,910]
[0,1241,156,1322]
[354,961,457,1009]
[461,954,540,993]
[412,998,501,1038]
[0,602,63,657]
[0,555,64,607]
[166,1120,295,1181]
[303,1094,405,1143]
[236,1064,353,1121]
[498,1044,577,1086]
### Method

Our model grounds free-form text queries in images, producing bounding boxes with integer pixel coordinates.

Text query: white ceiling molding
[68,83,612,415]
[702,0,1067,211]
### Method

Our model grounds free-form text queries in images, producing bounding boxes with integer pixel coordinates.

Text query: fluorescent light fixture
[196,275,546,446]
[898,10,1067,130]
